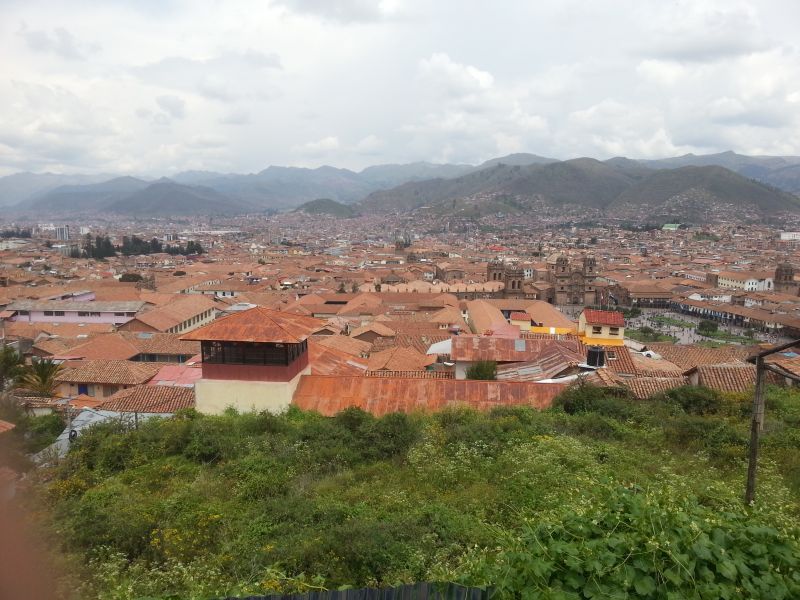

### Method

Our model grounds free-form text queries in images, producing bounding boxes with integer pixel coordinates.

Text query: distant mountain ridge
[25,177,254,216]
[358,158,800,223]
[2,150,799,221]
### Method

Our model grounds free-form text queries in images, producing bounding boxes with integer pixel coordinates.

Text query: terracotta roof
[292,375,567,416]
[351,322,396,339]
[130,295,217,331]
[685,363,762,393]
[56,360,161,385]
[312,334,372,357]
[309,340,368,376]
[625,376,689,399]
[583,309,625,327]
[646,343,756,371]
[0,419,15,434]
[367,346,436,371]
[98,385,195,413]
[181,306,324,343]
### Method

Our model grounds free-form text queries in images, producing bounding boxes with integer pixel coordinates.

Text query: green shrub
[492,483,800,600]
[465,360,497,380]
[658,385,722,415]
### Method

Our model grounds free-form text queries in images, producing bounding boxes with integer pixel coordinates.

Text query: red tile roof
[98,385,195,413]
[0,419,15,434]
[582,308,625,327]
[56,360,161,385]
[292,375,567,416]
[181,306,324,343]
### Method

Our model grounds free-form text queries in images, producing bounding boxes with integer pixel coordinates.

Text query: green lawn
[650,315,694,328]
[626,328,678,343]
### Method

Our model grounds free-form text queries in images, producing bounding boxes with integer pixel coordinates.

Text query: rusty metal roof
[181,306,324,343]
[292,375,567,416]
[452,335,584,363]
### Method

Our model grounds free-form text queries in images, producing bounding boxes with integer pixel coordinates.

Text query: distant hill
[476,153,558,169]
[609,165,800,222]
[28,177,150,212]
[358,160,799,223]
[0,172,113,207]
[358,162,473,188]
[20,177,253,216]
[294,198,357,217]
[173,165,376,209]
[106,180,254,216]
[4,150,800,218]
[640,151,800,195]
[358,158,642,214]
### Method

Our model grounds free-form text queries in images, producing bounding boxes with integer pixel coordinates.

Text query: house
[578,309,625,346]
[450,335,585,380]
[4,300,144,326]
[118,295,217,334]
[55,360,161,400]
[181,307,324,414]
[97,385,195,413]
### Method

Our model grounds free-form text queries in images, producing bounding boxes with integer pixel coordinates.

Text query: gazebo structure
[182,307,324,414]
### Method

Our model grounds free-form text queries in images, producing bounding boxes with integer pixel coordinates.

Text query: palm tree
[0,346,24,391]
[16,359,64,398]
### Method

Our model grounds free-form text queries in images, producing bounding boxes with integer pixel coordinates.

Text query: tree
[337,282,347,294]
[744,328,755,339]
[16,359,65,398]
[466,360,497,380]
[351,282,359,293]
[697,319,718,334]
[119,273,143,283]
[0,347,24,391]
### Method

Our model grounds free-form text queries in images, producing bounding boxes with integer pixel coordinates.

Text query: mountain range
[1,151,799,222]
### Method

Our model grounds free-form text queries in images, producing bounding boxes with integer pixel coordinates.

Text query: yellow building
[577,309,625,346]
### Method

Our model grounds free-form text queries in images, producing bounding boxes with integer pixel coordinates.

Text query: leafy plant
[465,361,497,380]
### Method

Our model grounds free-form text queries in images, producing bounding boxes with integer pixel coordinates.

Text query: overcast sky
[2,0,800,176]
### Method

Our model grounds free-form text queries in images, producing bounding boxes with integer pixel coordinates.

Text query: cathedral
[487,253,600,305]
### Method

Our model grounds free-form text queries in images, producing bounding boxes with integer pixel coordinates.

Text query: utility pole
[744,356,764,504]
[745,339,800,504]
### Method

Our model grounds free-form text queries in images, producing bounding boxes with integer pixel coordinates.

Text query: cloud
[18,24,98,60]
[156,95,186,119]
[642,2,771,63]
[292,136,340,156]
[277,0,405,23]
[133,51,282,102]
[419,52,493,96]
[219,108,250,125]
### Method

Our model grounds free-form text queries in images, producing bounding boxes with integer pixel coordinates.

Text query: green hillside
[31,384,800,599]
[611,165,800,221]
[294,198,357,217]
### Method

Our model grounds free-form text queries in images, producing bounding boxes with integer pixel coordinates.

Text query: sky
[2,0,800,176]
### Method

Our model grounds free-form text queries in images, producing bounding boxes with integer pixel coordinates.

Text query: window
[18,310,29,316]
[606,351,617,360]
[609,327,620,335]
[78,312,101,317]
[592,326,602,334]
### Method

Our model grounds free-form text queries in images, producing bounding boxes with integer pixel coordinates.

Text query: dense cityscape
[4,0,800,598]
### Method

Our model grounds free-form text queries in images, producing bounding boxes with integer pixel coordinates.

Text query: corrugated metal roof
[292,375,567,416]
